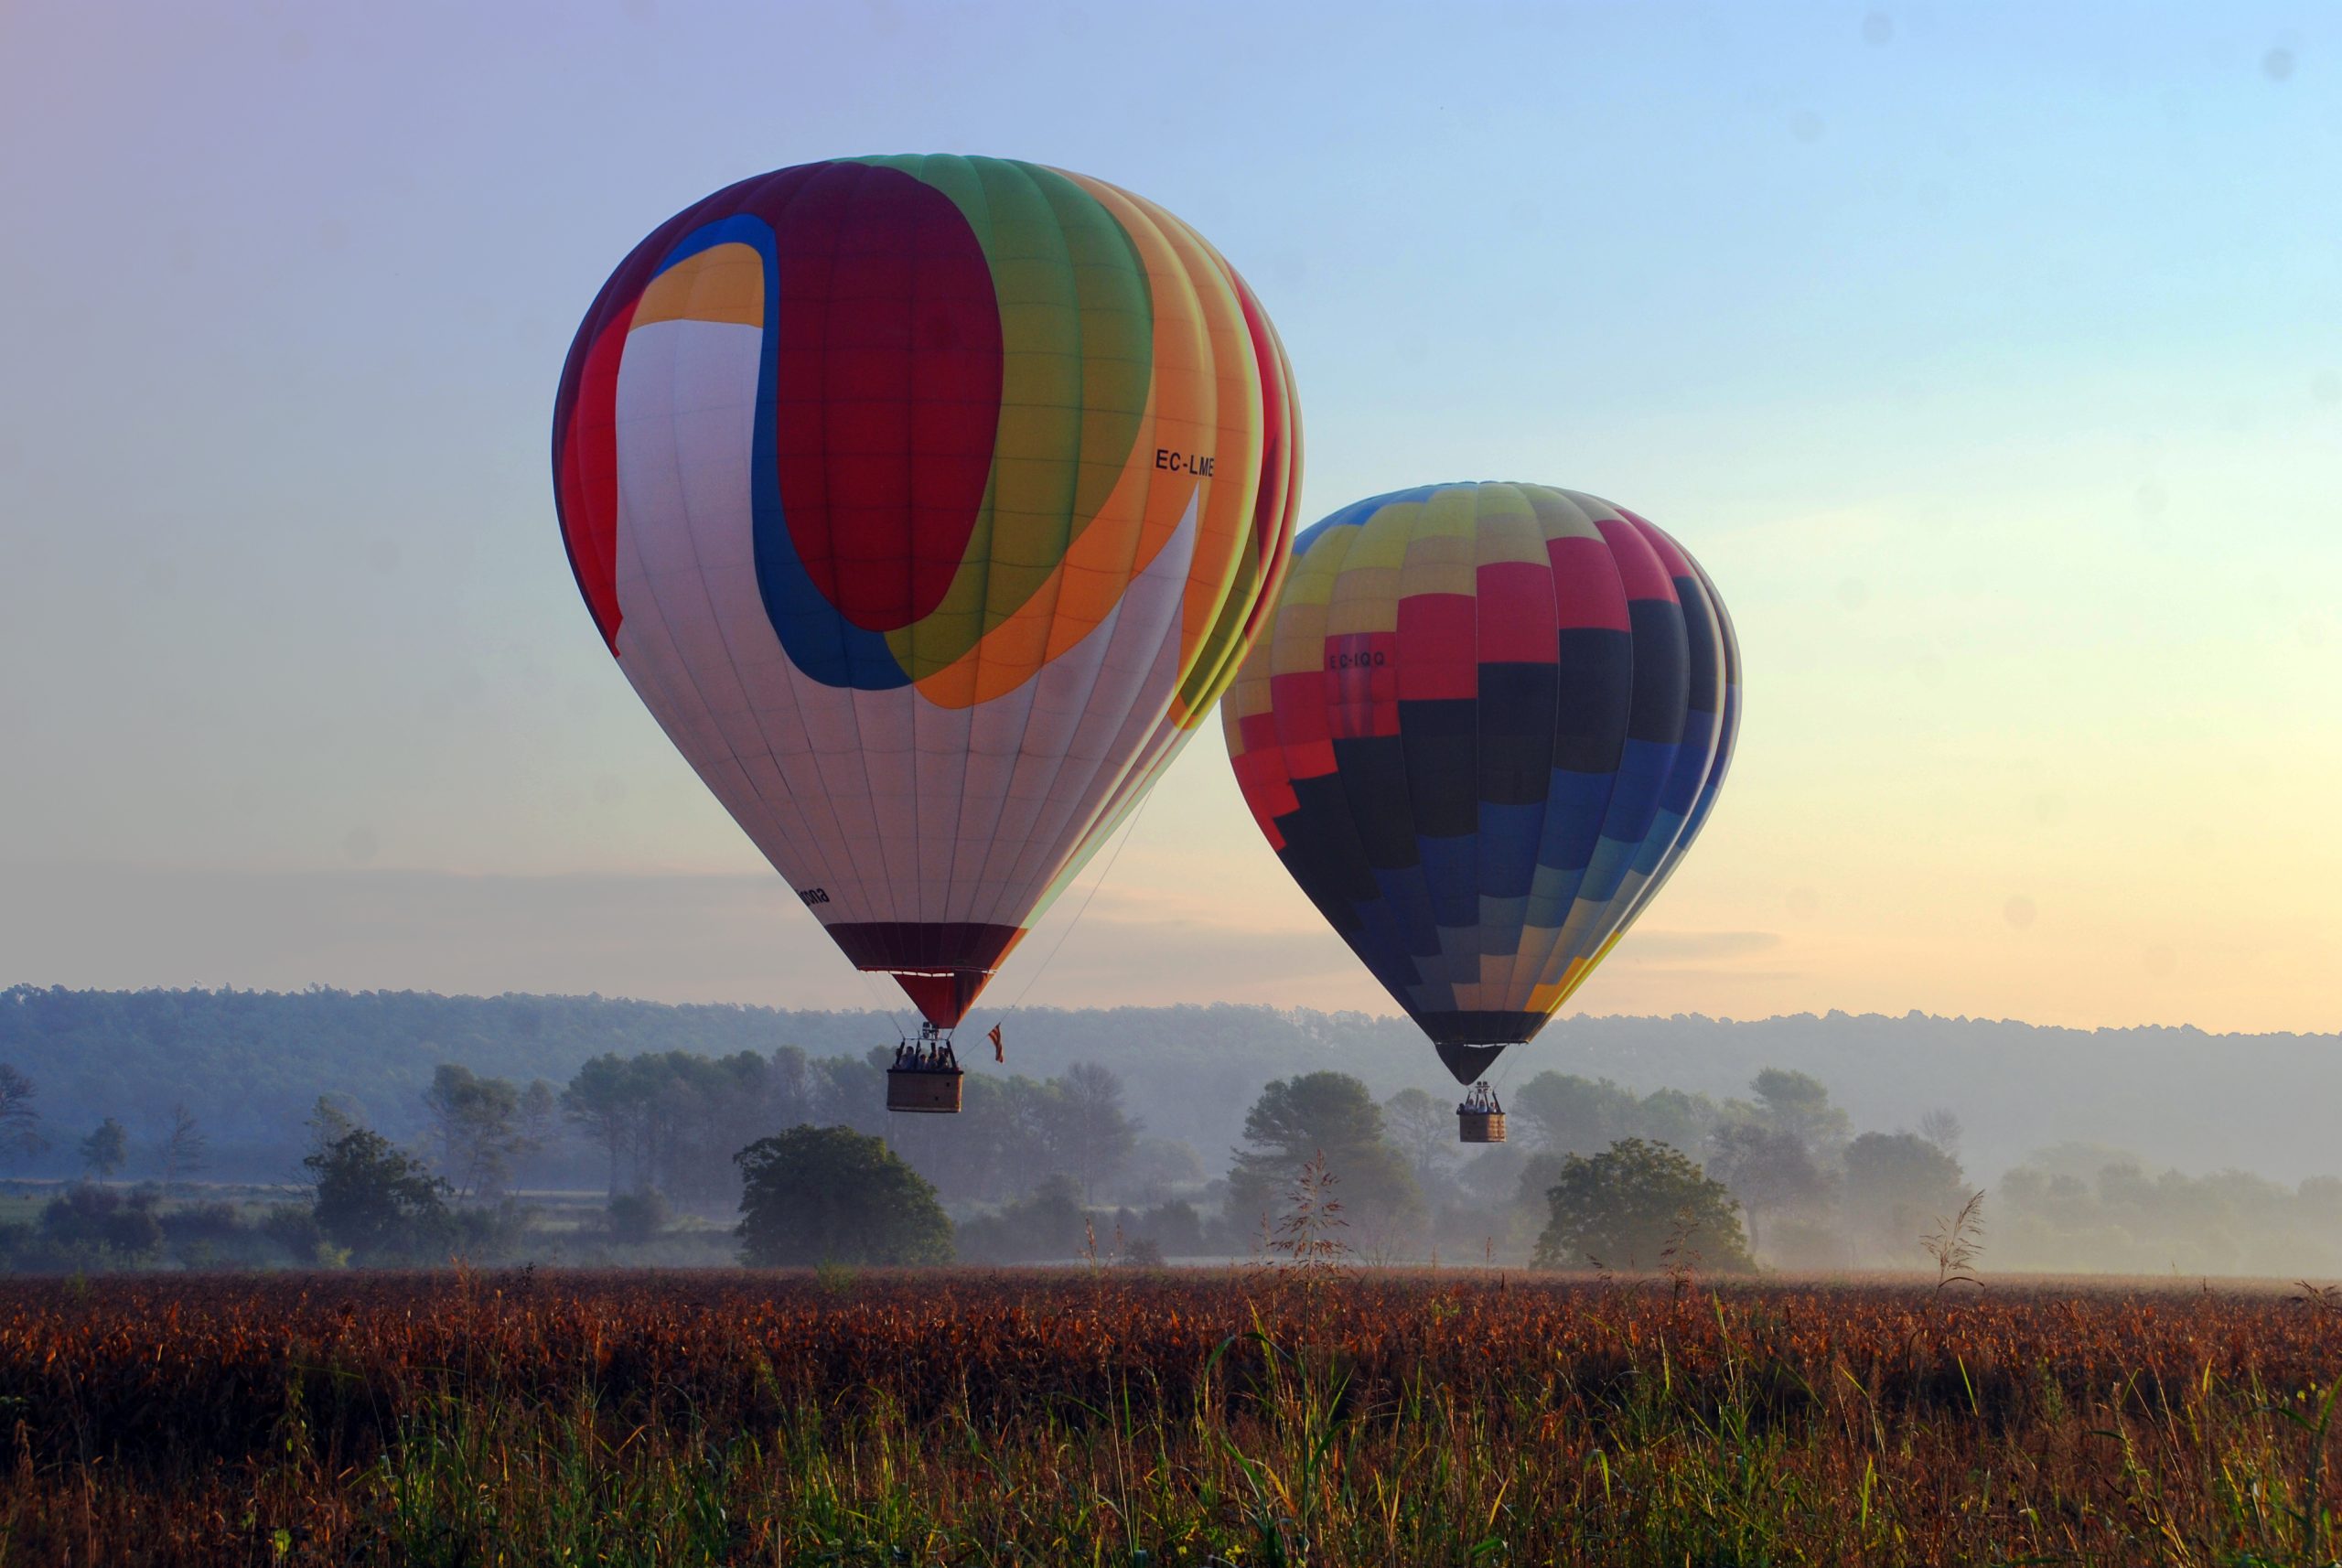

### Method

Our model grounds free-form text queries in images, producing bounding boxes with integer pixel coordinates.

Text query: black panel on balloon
[1434,1040,1510,1085]
[1331,735,1419,871]
[1284,776,1382,904]
[1625,598,1692,746]
[1552,628,1634,773]
[1675,575,1723,716]
[1476,661,1558,806]
[1277,844,1364,937]
[1399,698,1478,839]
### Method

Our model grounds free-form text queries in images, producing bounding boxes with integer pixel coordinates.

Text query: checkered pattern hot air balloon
[1222,483,1739,1084]
[553,156,1301,1029]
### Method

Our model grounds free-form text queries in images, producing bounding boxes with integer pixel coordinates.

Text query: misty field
[4,1269,2339,1566]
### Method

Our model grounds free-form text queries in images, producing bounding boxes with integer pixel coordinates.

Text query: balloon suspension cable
[849,963,915,1042]
[976,789,1155,1035]
[1491,1046,1521,1095]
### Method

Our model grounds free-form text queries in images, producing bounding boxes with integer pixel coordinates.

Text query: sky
[1,1,2336,1035]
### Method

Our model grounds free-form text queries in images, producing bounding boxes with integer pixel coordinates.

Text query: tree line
[10,1028,2342,1277]
[15,984,2342,1192]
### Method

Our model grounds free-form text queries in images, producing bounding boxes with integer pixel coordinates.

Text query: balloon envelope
[1222,483,1738,1082]
[554,156,1301,1026]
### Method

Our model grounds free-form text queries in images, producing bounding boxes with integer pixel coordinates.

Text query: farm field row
[4,1268,2337,1564]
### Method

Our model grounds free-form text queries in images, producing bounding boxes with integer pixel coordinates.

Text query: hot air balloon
[1221,483,1737,1139]
[553,157,1301,1109]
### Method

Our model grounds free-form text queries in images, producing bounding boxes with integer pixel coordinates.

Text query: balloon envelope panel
[1221,483,1737,1082]
[553,156,1301,1026]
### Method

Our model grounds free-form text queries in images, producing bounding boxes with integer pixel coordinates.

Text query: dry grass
[1,1266,2337,1564]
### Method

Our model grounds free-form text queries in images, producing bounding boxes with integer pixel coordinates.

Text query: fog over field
[6,985,2337,1277]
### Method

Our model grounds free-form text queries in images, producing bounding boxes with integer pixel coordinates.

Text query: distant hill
[3,985,2335,1185]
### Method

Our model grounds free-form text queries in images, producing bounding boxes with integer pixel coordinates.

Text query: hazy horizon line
[6,978,2334,1043]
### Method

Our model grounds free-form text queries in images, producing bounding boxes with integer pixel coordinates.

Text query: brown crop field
[3,1267,2339,1565]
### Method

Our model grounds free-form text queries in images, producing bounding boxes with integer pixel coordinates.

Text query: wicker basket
[1457,1110,1506,1144]
[886,1068,964,1114]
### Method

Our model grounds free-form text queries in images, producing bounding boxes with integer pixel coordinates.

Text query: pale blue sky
[2,2,2334,1030]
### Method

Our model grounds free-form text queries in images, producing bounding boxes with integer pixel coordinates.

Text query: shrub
[607,1189,671,1245]
[39,1186,163,1261]
[1531,1138,1755,1273]
[158,1201,277,1270]
[306,1128,455,1265]
[1137,1198,1205,1257]
[736,1124,951,1267]
[259,1205,328,1264]
[957,1175,1088,1263]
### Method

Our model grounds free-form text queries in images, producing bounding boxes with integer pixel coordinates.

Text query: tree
[516,1079,561,1182]
[423,1064,528,1202]
[562,1049,781,1209]
[1123,1136,1207,1202]
[766,1046,812,1128]
[80,1117,128,1184]
[1233,1072,1389,1164]
[298,1094,360,1193]
[1055,1061,1140,1200]
[1456,1143,1529,1208]
[1228,1073,1422,1237]
[1705,1122,1827,1252]
[1511,1073,1645,1155]
[1636,1088,1717,1152]
[562,1054,639,1197]
[306,1127,454,1264]
[995,1074,1078,1190]
[736,1124,952,1266]
[306,1094,359,1155]
[1383,1088,1456,1187]
[1842,1132,1965,1262]
[646,1049,779,1208]
[1749,1069,1851,1158]
[0,1063,46,1167]
[1917,1109,1964,1163]
[1531,1138,1754,1273]
[956,1173,1089,1263]
[160,1102,208,1192]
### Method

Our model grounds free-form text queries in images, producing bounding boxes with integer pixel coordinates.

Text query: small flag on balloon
[988,1023,1004,1063]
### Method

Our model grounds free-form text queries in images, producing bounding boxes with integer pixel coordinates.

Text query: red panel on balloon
[891,971,990,1030]
[771,164,1003,633]
[1622,510,1694,578]
[555,305,636,652]
[1595,517,1680,604]
[1269,671,1336,779]
[1547,535,1632,630]
[1394,594,1477,701]
[1231,273,1297,642]
[1325,632,1398,739]
[1475,562,1559,664]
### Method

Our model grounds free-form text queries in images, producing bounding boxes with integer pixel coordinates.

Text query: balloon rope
[976,787,1155,1033]
[849,964,914,1041]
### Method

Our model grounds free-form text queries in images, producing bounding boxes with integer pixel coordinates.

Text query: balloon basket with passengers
[886,1023,964,1114]
[1456,1082,1507,1144]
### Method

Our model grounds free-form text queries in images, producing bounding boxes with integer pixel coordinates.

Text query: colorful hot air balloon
[553,156,1301,1036]
[1222,483,1738,1091]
